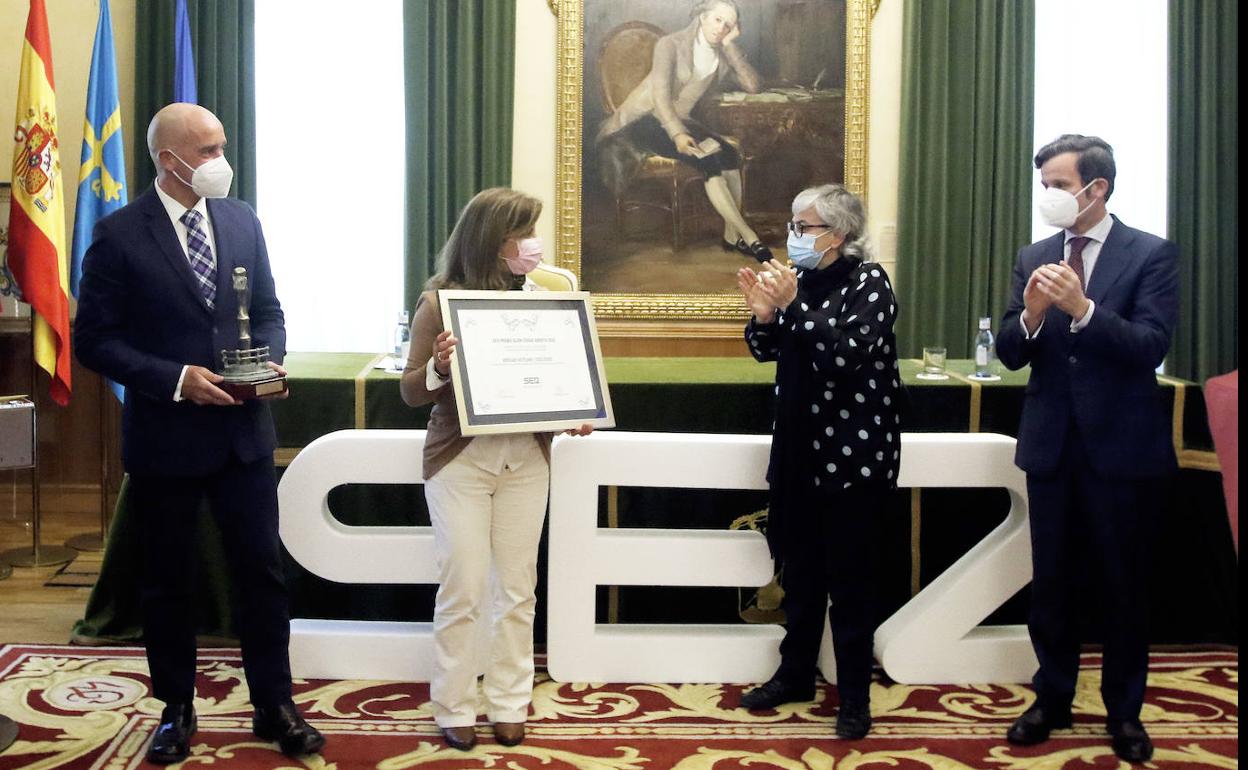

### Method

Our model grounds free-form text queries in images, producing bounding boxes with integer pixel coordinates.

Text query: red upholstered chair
[1204,370,1238,554]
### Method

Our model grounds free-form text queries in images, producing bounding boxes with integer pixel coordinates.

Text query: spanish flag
[8,0,71,406]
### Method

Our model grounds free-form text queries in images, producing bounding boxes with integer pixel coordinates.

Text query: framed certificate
[438,290,615,436]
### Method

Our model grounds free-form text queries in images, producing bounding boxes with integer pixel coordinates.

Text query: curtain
[895,0,1034,359]
[133,0,256,207]
[403,0,515,311]
[1168,0,1238,381]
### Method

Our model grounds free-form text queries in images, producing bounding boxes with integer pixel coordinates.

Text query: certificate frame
[438,290,615,436]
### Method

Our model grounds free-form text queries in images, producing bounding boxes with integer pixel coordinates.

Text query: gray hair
[691,0,740,20]
[791,184,872,261]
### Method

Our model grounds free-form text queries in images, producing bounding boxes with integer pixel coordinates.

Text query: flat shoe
[1109,721,1153,763]
[493,721,525,746]
[440,725,477,751]
[1006,704,1073,746]
[739,678,815,711]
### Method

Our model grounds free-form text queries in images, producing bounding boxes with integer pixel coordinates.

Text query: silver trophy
[219,267,287,399]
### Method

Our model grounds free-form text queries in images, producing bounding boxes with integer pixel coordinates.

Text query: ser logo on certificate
[439,291,615,435]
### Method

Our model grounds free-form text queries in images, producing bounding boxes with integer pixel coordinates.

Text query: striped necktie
[180,208,217,308]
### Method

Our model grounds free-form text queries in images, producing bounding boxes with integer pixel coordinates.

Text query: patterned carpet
[0,645,1236,769]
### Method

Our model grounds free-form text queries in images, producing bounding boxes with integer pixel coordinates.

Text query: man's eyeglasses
[786,221,832,238]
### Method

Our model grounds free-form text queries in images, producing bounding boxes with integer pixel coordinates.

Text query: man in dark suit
[997,134,1178,763]
[75,103,324,764]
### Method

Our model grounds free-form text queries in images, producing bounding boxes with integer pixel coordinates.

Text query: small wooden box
[0,398,35,470]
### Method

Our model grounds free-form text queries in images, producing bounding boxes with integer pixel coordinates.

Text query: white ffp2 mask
[1037,180,1095,229]
[167,151,234,199]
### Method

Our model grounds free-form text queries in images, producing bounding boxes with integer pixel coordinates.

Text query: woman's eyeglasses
[786,221,832,238]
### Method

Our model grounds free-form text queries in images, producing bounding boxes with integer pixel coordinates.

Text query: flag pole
[0,330,75,568]
[64,375,109,552]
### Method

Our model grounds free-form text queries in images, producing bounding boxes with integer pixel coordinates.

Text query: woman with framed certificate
[400,188,590,752]
[734,184,901,739]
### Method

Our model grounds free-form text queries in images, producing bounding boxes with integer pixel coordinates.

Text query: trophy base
[221,375,288,400]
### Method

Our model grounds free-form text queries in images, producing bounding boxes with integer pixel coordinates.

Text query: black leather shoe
[1109,721,1154,763]
[835,700,872,739]
[739,679,816,711]
[440,725,477,751]
[724,238,774,263]
[1006,704,1073,745]
[492,721,525,746]
[745,241,774,263]
[253,702,326,757]
[147,702,196,765]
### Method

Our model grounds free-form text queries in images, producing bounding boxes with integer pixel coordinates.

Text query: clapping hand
[737,267,775,323]
[755,259,798,310]
[1027,262,1090,321]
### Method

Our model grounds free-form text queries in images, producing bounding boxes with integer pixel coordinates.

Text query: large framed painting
[554,0,873,323]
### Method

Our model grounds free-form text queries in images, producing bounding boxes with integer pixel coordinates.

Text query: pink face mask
[502,237,543,275]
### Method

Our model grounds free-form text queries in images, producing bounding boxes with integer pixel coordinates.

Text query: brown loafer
[440,725,477,751]
[492,721,525,746]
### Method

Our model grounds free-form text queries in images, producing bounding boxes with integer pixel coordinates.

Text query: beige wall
[1,0,137,263]
[511,0,904,281]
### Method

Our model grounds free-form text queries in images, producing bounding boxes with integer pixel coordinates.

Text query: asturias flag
[8,0,71,406]
[72,0,127,402]
[72,0,127,296]
[173,0,197,103]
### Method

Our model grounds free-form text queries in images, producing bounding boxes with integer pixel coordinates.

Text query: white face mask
[166,150,233,199]
[1037,180,1096,229]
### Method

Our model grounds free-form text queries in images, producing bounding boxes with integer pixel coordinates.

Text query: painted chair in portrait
[529,261,579,292]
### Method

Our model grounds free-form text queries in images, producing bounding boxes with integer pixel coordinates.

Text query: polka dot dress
[746,258,902,491]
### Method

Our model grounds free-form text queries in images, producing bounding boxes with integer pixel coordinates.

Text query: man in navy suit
[997,135,1178,763]
[75,103,324,764]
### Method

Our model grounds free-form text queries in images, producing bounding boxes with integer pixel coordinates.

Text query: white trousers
[423,436,549,727]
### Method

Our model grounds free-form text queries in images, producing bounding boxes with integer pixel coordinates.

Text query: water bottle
[394,311,411,365]
[973,316,995,378]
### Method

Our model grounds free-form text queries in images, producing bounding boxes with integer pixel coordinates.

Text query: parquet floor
[0,482,99,644]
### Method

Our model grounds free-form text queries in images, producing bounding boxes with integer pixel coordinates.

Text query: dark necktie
[180,209,217,308]
[1067,236,1091,289]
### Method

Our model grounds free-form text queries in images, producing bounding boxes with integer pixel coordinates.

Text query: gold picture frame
[553,0,872,324]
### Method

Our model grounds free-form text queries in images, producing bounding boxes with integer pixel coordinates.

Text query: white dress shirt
[154,183,215,401]
[692,29,720,80]
[1023,213,1114,338]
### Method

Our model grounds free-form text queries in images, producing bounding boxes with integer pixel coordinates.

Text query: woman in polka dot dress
[734,184,901,740]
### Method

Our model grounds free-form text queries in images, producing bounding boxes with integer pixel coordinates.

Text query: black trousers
[1025,426,1163,725]
[774,484,882,706]
[131,454,292,707]
[623,114,741,178]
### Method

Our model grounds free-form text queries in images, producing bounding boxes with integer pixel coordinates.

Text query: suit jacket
[997,216,1178,479]
[597,19,761,142]
[75,187,286,476]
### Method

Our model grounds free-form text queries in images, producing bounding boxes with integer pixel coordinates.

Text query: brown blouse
[399,290,553,480]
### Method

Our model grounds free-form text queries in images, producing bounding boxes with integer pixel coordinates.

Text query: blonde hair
[427,188,543,291]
